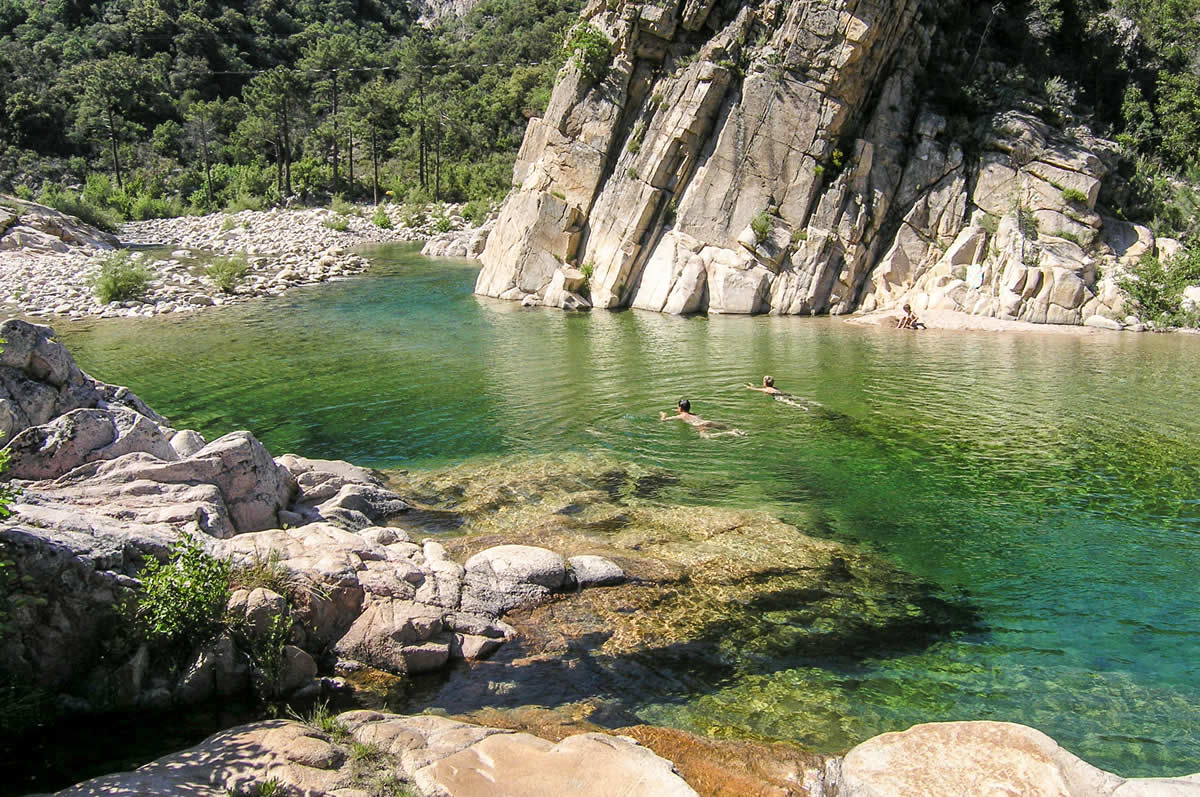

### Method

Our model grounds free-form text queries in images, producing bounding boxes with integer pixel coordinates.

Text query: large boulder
[839,721,1200,796]
[0,319,170,445]
[3,407,177,481]
[460,544,567,617]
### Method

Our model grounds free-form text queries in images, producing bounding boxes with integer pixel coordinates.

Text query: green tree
[241,66,305,198]
[352,76,403,204]
[70,54,152,190]
[300,33,364,197]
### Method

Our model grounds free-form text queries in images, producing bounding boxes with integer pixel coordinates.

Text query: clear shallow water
[52,244,1200,777]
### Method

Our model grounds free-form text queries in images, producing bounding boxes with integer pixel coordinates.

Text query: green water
[51,244,1200,777]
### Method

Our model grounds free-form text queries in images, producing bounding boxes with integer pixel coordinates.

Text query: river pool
[51,243,1200,778]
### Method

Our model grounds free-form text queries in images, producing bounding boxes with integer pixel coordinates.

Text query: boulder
[3,407,177,481]
[839,721,1200,797]
[333,598,447,674]
[422,731,699,797]
[460,544,567,617]
[568,554,625,587]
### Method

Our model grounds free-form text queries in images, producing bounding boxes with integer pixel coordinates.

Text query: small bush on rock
[136,531,231,649]
[371,207,393,228]
[207,255,251,294]
[89,251,153,303]
[750,209,772,242]
[324,215,350,232]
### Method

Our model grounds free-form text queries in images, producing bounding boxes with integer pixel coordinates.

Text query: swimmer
[744,375,784,395]
[660,398,745,437]
[744,375,809,410]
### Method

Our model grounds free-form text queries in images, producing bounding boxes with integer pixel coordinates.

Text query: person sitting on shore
[897,303,926,330]
[745,375,784,395]
[660,398,745,437]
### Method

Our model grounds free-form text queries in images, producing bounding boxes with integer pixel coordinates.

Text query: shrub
[402,205,427,228]
[89,251,153,303]
[750,209,772,242]
[331,195,355,216]
[1017,207,1039,239]
[324,216,350,232]
[37,183,122,233]
[461,200,489,226]
[136,531,231,649]
[226,193,265,213]
[1061,187,1088,204]
[1119,244,1200,326]
[292,700,351,743]
[433,215,454,233]
[207,256,251,294]
[562,23,611,84]
[372,207,393,229]
[791,227,808,245]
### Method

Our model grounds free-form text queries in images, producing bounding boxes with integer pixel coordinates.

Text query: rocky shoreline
[0,195,488,321]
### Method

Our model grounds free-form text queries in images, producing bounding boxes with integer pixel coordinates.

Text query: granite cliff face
[476,0,1166,326]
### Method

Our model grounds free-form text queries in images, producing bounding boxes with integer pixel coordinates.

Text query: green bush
[37,183,122,233]
[88,251,153,303]
[1061,187,1088,204]
[750,209,772,242]
[434,214,454,233]
[402,205,427,228]
[226,193,265,213]
[371,207,393,228]
[136,531,231,649]
[324,215,350,232]
[562,23,611,84]
[331,195,355,216]
[1119,244,1200,326]
[461,200,490,226]
[207,256,251,294]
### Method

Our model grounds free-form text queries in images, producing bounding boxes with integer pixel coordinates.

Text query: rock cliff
[475,0,1169,326]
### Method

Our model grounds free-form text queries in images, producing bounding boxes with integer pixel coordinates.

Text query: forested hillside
[0,0,1195,241]
[0,0,583,223]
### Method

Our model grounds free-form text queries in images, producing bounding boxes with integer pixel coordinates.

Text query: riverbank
[0,199,484,321]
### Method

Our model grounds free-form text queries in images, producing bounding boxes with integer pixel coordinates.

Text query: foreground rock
[42,714,1200,796]
[837,721,1200,797]
[42,712,699,797]
[0,320,623,715]
[472,0,1175,328]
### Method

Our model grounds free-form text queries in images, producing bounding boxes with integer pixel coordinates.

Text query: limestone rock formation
[475,0,1165,327]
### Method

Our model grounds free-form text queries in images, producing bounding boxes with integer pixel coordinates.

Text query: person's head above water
[903,303,912,312]
[762,375,774,387]
[677,398,691,413]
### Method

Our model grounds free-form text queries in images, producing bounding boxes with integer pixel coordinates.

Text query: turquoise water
[52,244,1200,777]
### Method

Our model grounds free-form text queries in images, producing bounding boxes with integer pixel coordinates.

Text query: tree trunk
[282,101,293,198]
[106,106,124,190]
[371,124,379,205]
[200,118,214,208]
[331,72,340,196]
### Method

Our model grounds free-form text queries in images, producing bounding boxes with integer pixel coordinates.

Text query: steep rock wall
[476,0,1162,325]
